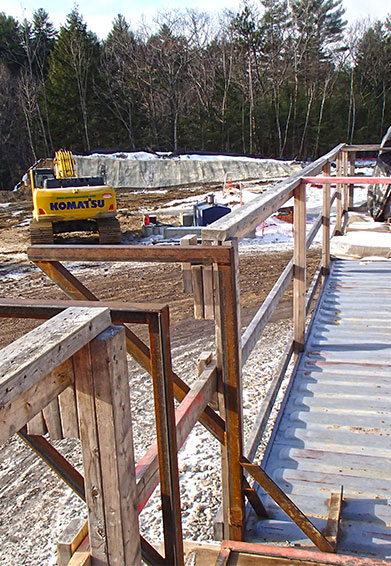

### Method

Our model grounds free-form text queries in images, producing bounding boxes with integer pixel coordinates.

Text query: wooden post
[322,162,331,279]
[75,326,142,566]
[92,326,141,566]
[293,183,306,354]
[349,151,356,208]
[148,309,184,566]
[202,239,216,320]
[335,152,343,233]
[342,150,348,212]
[214,242,244,541]
[180,234,197,293]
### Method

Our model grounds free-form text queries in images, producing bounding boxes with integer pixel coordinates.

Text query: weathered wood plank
[201,144,345,242]
[26,411,47,435]
[180,234,197,293]
[57,518,88,566]
[67,536,91,566]
[0,306,111,410]
[191,264,204,320]
[91,326,141,566]
[0,360,74,445]
[59,383,79,438]
[0,296,167,324]
[74,343,108,563]
[28,244,232,265]
[43,397,63,440]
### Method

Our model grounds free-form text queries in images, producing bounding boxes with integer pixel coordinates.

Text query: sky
[0,0,390,40]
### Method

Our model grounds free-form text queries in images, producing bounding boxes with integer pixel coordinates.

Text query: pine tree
[46,8,101,151]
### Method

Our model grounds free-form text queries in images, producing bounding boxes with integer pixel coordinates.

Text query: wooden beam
[28,244,232,266]
[58,384,79,438]
[0,359,74,445]
[241,458,335,553]
[348,152,356,208]
[0,306,111,413]
[201,144,345,243]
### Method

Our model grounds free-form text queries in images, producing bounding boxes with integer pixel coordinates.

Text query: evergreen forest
[0,1,390,189]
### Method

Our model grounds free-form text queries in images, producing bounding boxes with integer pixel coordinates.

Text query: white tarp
[73,154,301,189]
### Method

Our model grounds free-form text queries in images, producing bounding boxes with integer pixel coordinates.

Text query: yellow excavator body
[28,150,121,244]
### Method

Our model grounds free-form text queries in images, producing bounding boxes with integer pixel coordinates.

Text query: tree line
[0,1,390,189]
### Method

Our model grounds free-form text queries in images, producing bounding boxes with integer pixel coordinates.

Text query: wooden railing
[0,143,382,564]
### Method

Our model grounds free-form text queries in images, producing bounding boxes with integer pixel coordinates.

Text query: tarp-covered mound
[367,125,391,220]
[73,152,301,189]
[331,213,391,259]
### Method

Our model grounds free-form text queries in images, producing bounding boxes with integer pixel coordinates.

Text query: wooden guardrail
[1,143,377,564]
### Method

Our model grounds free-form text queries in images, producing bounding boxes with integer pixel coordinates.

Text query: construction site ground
[0,186,320,565]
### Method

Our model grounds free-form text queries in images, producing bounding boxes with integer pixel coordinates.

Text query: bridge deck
[247,259,391,559]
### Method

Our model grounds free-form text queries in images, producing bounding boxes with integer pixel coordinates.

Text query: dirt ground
[0,186,320,348]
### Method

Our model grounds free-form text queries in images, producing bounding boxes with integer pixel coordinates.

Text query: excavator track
[97,217,122,244]
[30,219,54,245]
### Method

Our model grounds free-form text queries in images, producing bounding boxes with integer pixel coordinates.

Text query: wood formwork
[1,143,387,565]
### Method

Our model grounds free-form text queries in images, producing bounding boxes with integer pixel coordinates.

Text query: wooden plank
[191,264,204,320]
[57,518,88,566]
[59,384,79,438]
[0,296,167,324]
[0,359,74,445]
[43,397,63,440]
[28,244,232,266]
[27,411,47,435]
[18,428,85,500]
[67,536,91,566]
[180,235,197,293]
[201,144,345,242]
[241,261,293,366]
[322,162,331,277]
[74,343,108,563]
[147,310,184,565]
[136,361,217,512]
[244,338,294,463]
[0,306,111,410]
[91,326,142,566]
[325,487,343,549]
[293,183,306,353]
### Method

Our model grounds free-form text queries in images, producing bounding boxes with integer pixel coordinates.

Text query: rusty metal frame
[215,540,391,565]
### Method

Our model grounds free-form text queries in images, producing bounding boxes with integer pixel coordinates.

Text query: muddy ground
[0,186,320,348]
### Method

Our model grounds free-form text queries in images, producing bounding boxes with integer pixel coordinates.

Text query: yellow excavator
[28,150,121,244]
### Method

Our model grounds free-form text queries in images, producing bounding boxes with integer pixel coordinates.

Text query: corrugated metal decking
[248,260,391,558]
